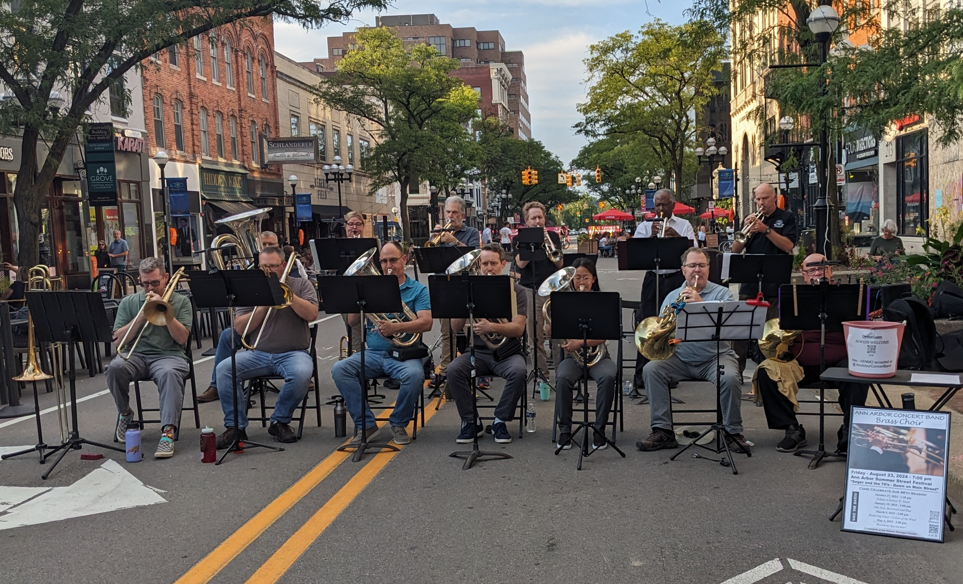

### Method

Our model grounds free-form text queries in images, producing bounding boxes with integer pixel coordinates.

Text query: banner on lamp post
[644,189,656,211]
[717,169,735,199]
[295,193,312,222]
[166,178,189,217]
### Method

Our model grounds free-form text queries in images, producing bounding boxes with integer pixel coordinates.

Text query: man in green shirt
[107,257,193,459]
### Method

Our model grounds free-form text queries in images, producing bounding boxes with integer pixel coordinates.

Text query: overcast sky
[273,0,694,167]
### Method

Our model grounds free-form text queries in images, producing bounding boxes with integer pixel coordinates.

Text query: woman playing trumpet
[548,258,619,451]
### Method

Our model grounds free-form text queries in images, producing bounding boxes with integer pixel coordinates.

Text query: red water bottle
[200,426,216,463]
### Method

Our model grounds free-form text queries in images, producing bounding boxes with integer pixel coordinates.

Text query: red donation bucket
[843,321,905,378]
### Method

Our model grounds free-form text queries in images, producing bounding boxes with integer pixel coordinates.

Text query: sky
[273,0,695,167]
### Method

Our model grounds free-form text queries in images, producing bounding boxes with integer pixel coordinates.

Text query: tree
[570,134,679,212]
[576,20,726,199]
[316,27,478,239]
[0,0,387,272]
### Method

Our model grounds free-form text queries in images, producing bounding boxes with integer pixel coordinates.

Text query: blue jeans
[216,349,313,428]
[331,350,423,430]
[211,327,242,387]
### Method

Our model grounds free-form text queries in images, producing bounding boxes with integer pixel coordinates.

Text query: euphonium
[634,279,694,360]
[424,220,453,247]
[339,336,350,359]
[241,252,297,350]
[734,209,765,245]
[538,268,606,368]
[446,250,508,350]
[542,228,562,263]
[118,267,187,360]
[344,248,421,347]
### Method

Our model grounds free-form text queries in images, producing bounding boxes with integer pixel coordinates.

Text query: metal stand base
[556,422,625,470]
[39,432,123,480]
[216,437,283,465]
[450,443,512,470]
[671,424,749,475]
[339,439,399,463]
[794,447,846,470]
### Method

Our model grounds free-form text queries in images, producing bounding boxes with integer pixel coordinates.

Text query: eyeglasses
[140,279,163,288]
[261,263,284,270]
[346,222,364,228]
[380,257,402,264]
[683,263,708,269]
[801,266,828,275]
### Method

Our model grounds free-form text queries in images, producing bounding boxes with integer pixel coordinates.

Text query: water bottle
[525,402,536,433]
[125,421,142,463]
[623,380,633,395]
[200,426,216,463]
[333,398,347,438]
[901,393,916,410]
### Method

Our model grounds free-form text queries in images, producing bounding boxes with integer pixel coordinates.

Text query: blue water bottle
[125,421,142,463]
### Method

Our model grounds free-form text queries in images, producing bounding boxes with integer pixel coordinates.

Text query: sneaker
[492,421,512,444]
[556,431,573,450]
[154,425,175,458]
[726,432,753,455]
[197,386,219,403]
[776,425,807,452]
[351,424,379,445]
[268,422,298,444]
[114,410,133,443]
[539,382,551,401]
[216,427,248,450]
[477,377,491,390]
[456,421,484,444]
[384,379,401,390]
[836,424,849,454]
[636,428,678,451]
[390,425,410,445]
[592,431,608,451]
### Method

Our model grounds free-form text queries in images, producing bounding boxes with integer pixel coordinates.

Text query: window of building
[173,100,185,151]
[333,129,340,158]
[245,50,254,94]
[310,122,325,161]
[250,121,258,164]
[152,94,165,149]
[478,42,494,50]
[168,44,179,67]
[454,39,471,48]
[193,36,204,77]
[508,94,516,99]
[290,112,300,137]
[215,112,224,158]
[199,108,209,156]
[223,40,233,88]
[472,86,481,96]
[332,48,344,56]
[265,124,270,138]
[259,55,268,100]
[896,130,928,237]
[359,138,369,170]
[210,36,219,82]
[346,134,353,164]
[460,58,472,63]
[108,76,126,118]
[499,44,504,52]
[428,36,447,55]
[229,116,238,160]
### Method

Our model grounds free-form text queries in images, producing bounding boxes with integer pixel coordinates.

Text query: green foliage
[570,135,666,211]
[904,209,963,287]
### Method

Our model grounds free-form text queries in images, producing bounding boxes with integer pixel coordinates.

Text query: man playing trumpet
[107,257,192,458]
[435,195,481,379]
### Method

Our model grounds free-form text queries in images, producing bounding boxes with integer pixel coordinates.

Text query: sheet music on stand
[675,301,767,343]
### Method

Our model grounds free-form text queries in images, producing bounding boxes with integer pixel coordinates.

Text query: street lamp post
[322,155,352,235]
[808,4,841,258]
[152,150,172,273]
[288,175,298,242]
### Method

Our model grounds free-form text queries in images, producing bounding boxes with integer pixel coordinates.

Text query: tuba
[209,208,270,270]
[445,250,507,350]
[344,248,421,347]
[634,279,694,360]
[539,267,606,368]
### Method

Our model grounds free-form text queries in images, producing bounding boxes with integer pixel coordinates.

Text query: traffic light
[557,203,563,210]
[565,173,572,187]
[531,169,538,184]
[599,201,606,209]
[521,168,530,185]
[575,173,582,187]
[595,165,602,183]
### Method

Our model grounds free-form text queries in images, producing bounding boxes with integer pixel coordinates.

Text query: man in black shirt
[732,182,798,374]
[514,201,563,396]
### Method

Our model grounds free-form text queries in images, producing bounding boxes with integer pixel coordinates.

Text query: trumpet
[425,220,453,247]
[543,228,562,263]
[658,213,668,237]
[117,267,187,360]
[734,210,765,245]
[242,252,297,350]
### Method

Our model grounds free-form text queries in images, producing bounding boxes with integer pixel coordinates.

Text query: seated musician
[753,254,868,453]
[548,258,616,451]
[107,257,192,459]
[436,196,481,381]
[331,242,433,446]
[636,247,752,454]
[215,246,319,447]
[446,244,527,445]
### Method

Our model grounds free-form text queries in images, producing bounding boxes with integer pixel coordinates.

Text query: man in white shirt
[482,225,493,245]
[631,190,698,390]
[499,223,513,252]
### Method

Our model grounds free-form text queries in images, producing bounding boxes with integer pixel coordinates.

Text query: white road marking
[718,559,784,584]
[0,459,166,530]
[787,558,869,584]
[718,558,868,584]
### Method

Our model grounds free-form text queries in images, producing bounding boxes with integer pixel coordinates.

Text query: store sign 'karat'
[115,136,146,153]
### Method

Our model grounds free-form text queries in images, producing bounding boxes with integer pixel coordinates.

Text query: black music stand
[515,227,560,400]
[310,238,379,275]
[562,253,587,267]
[549,291,626,469]
[728,254,793,299]
[19,292,122,480]
[319,274,403,462]
[780,281,868,470]
[429,274,514,470]
[669,301,767,474]
[188,270,287,464]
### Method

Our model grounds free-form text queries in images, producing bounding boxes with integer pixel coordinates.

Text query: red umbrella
[593,209,633,221]
[673,202,696,214]
[700,208,732,219]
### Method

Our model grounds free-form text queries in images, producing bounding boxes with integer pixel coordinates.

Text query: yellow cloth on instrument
[752,359,805,411]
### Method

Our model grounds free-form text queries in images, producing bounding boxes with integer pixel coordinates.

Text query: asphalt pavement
[1,256,961,584]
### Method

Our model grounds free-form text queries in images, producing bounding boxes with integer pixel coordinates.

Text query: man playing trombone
[214,246,319,446]
[107,257,192,459]
[446,244,527,444]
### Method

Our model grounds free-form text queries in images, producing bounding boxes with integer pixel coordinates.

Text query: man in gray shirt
[108,229,129,272]
[636,247,751,454]
[215,246,319,446]
[436,195,481,377]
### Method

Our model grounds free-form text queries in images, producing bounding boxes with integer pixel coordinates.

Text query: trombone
[241,252,297,350]
[117,268,187,359]
[424,220,453,247]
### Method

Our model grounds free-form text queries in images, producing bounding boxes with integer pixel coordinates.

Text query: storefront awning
[312,204,349,218]
[205,200,260,216]
[201,191,254,204]
[845,156,878,171]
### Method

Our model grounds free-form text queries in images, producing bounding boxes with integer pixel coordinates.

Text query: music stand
[669,301,767,474]
[319,275,404,462]
[19,292,122,480]
[562,253,587,267]
[429,274,514,470]
[310,238,379,275]
[549,291,626,469]
[515,227,560,399]
[188,270,287,464]
[780,281,868,469]
[728,254,793,299]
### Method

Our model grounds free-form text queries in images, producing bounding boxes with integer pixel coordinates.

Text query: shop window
[896,130,928,237]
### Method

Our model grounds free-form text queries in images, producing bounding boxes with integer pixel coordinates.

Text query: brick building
[141,16,284,267]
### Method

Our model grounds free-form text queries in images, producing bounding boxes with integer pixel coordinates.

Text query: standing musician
[331,242,433,446]
[214,246,318,447]
[446,244,528,445]
[107,257,192,459]
[341,211,369,355]
[632,189,697,390]
[752,254,868,453]
[514,201,564,395]
[731,183,797,375]
[636,247,751,454]
[436,195,480,378]
[549,258,617,451]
